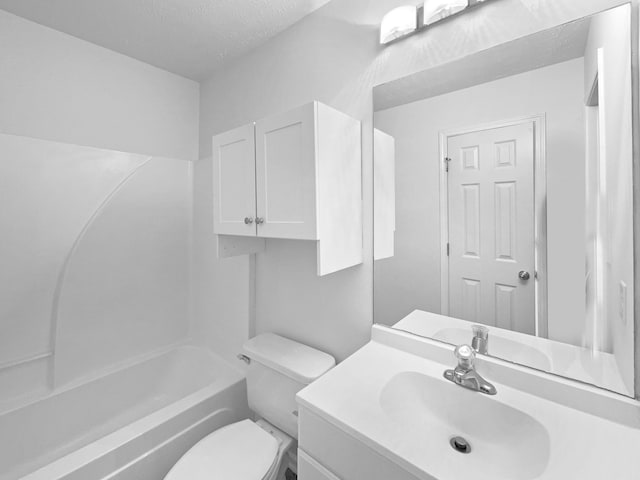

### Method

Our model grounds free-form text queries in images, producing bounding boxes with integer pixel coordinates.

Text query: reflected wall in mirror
[373,4,636,397]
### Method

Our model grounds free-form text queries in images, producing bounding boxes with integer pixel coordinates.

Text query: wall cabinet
[212,102,362,276]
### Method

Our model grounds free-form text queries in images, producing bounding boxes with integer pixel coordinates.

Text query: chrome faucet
[471,324,489,355]
[443,345,497,395]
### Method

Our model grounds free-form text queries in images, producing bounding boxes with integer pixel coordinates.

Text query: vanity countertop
[296,327,640,480]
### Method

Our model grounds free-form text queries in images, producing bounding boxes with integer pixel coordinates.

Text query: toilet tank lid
[243,333,336,384]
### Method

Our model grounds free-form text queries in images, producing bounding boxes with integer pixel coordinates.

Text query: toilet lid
[164,420,279,480]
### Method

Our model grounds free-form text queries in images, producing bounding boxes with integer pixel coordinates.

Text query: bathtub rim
[0,341,244,416]
[18,378,246,480]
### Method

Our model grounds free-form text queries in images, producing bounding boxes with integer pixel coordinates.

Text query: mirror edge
[631,1,640,401]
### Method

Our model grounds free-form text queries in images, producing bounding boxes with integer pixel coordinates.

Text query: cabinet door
[298,450,342,480]
[255,103,318,239]
[212,124,257,236]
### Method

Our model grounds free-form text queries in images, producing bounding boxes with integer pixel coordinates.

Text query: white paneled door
[255,103,318,240]
[447,122,535,334]
[212,123,257,236]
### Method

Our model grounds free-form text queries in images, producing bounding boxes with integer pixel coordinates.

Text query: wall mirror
[373,4,636,397]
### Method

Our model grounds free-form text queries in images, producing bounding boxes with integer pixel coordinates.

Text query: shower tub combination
[0,346,249,480]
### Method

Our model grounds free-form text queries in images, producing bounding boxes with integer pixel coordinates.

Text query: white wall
[0,10,199,161]
[374,59,587,345]
[0,10,199,400]
[190,158,255,366]
[195,0,634,365]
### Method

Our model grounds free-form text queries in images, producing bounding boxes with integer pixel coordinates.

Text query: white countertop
[297,329,640,480]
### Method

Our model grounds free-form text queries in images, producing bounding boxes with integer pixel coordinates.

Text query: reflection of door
[446,122,535,334]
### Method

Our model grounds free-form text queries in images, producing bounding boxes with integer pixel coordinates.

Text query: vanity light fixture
[380,0,493,45]
[380,5,418,44]
[423,0,469,26]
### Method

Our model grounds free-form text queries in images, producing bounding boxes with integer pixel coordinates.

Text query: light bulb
[380,6,418,44]
[423,0,469,26]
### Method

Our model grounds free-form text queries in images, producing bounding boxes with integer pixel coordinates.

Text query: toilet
[164,333,336,480]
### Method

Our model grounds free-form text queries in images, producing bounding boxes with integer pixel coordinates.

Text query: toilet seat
[164,419,279,480]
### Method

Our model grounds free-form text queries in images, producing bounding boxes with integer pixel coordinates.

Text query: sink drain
[450,436,471,454]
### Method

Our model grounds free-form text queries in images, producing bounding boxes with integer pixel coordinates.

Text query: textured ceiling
[0,0,332,80]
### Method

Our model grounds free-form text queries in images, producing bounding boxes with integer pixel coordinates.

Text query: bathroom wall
[190,158,255,366]
[373,59,586,344]
[195,0,634,365]
[0,9,198,160]
[0,10,199,401]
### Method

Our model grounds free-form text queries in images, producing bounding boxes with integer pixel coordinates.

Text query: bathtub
[0,346,250,480]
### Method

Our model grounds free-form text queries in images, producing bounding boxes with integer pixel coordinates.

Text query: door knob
[244,217,254,225]
[518,270,531,281]
[255,217,264,225]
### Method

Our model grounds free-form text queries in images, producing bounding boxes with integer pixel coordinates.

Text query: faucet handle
[454,344,475,370]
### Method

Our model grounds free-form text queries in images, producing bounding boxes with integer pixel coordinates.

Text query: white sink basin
[380,371,550,480]
[297,327,640,480]
[433,327,552,371]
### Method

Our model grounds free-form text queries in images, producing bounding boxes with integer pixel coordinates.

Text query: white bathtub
[0,346,250,480]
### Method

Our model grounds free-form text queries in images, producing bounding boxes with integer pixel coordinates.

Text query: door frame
[438,114,548,338]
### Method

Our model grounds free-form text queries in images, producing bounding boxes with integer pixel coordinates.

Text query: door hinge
[447,243,450,256]
[444,157,452,173]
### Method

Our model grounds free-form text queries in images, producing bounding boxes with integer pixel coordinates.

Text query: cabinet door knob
[256,217,264,225]
[244,217,254,225]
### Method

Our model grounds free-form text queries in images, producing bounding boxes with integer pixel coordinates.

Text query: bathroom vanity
[296,325,640,480]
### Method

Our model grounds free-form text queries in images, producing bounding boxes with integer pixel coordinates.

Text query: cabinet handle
[244,217,254,225]
[255,217,264,225]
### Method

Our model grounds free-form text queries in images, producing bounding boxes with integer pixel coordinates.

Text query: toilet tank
[242,333,335,439]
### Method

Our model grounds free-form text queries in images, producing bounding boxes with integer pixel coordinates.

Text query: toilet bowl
[164,419,292,480]
[164,333,335,480]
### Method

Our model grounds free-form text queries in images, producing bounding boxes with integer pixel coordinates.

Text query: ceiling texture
[0,0,332,80]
